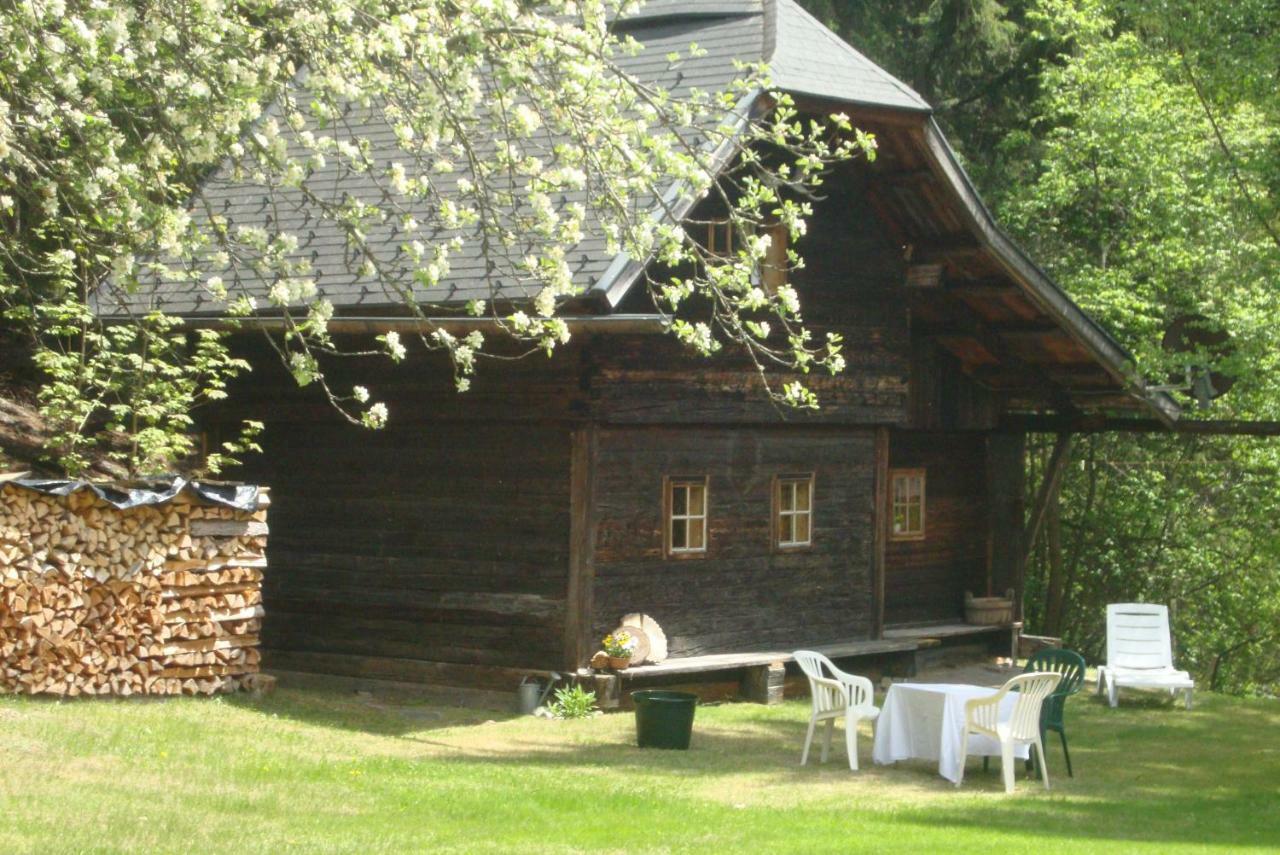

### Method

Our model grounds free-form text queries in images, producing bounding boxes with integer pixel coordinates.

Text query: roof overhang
[163,313,671,336]
[587,85,1178,424]
[917,119,1180,425]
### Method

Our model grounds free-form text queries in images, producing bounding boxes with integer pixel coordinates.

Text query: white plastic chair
[793,650,879,771]
[1097,603,1194,709]
[957,671,1061,794]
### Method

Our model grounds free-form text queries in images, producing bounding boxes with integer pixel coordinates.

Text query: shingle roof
[103,0,929,317]
[767,0,928,111]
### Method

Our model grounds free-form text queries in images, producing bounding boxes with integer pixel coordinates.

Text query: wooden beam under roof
[868,168,936,187]
[1005,414,1280,436]
[916,320,1061,337]
[946,278,1018,299]
[915,292,1078,413]
[967,362,1118,393]
[905,234,983,263]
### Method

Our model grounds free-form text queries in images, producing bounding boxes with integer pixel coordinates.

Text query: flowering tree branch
[0,0,874,475]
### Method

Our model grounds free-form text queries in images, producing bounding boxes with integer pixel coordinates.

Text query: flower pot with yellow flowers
[602,631,634,670]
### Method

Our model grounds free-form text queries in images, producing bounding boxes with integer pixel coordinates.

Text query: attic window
[890,468,926,540]
[665,476,708,556]
[706,221,735,257]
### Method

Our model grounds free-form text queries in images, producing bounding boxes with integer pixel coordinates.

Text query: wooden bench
[590,638,919,707]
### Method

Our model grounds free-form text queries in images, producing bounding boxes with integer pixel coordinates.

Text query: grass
[0,682,1277,854]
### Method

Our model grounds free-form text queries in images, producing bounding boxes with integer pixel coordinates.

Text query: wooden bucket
[965,589,1014,625]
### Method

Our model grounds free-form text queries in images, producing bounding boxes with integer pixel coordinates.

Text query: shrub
[548,684,598,720]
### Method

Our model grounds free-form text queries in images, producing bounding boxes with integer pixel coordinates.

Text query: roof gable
[106,0,937,320]
[766,0,928,112]
[96,0,1175,422]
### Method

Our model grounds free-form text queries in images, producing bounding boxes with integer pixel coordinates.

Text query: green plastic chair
[1023,648,1087,777]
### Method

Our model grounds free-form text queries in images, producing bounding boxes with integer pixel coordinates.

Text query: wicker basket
[964,589,1014,625]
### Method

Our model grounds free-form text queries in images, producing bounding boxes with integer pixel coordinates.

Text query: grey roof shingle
[767,0,929,111]
[104,0,928,317]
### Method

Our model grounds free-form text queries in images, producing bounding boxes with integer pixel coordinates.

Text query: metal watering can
[517,672,560,715]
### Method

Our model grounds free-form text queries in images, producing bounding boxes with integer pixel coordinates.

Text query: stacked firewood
[0,483,269,696]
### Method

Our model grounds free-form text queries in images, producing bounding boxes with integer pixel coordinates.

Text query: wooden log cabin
[106,0,1180,698]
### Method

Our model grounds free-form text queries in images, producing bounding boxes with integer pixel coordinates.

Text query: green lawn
[0,683,1277,854]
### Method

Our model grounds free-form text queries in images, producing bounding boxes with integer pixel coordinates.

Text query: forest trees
[0,0,867,475]
[812,0,1280,693]
[1004,1,1280,695]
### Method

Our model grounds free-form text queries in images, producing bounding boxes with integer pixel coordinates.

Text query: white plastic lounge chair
[794,650,880,771]
[1097,603,1195,709]
[957,671,1062,794]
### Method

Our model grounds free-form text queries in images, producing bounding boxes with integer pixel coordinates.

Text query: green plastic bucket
[632,690,698,750]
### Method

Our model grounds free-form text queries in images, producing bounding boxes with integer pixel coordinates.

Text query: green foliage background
[803,0,1280,695]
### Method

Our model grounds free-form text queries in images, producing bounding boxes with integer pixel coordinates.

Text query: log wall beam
[1005,414,1280,437]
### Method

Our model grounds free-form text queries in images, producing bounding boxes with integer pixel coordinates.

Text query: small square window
[666,477,708,556]
[890,468,926,540]
[776,474,813,549]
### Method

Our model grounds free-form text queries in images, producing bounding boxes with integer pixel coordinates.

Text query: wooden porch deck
[590,622,1018,708]
[883,621,1015,643]
[615,638,917,679]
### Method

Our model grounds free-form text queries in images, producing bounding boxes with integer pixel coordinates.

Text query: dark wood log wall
[884,430,989,625]
[589,426,876,657]
[596,173,911,427]
[209,346,578,677]
[200,159,1022,679]
[908,337,1003,431]
[244,420,572,672]
[578,172,923,658]
[986,431,1026,605]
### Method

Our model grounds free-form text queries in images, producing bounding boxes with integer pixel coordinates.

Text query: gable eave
[918,118,1179,425]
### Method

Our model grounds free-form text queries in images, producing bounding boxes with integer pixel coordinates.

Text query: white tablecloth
[871,682,1029,784]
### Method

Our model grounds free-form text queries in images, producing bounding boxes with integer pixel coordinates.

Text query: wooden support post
[986,432,1026,599]
[564,424,599,671]
[740,661,786,705]
[591,672,621,710]
[872,427,890,639]
[1020,433,1073,620]
[1024,433,1073,564]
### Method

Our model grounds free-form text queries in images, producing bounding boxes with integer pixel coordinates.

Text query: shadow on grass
[223,684,520,736]
[446,694,1280,849]
[222,679,1280,850]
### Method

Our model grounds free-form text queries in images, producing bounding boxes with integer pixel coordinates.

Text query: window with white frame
[775,474,813,548]
[890,468,926,540]
[666,477,708,555]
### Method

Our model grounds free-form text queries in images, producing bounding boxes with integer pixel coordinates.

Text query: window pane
[688,518,705,549]
[671,518,688,549]
[778,513,793,543]
[779,482,794,512]
[795,480,811,512]
[909,505,921,532]
[687,484,705,516]
[671,485,687,516]
[893,508,906,534]
[794,513,810,544]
